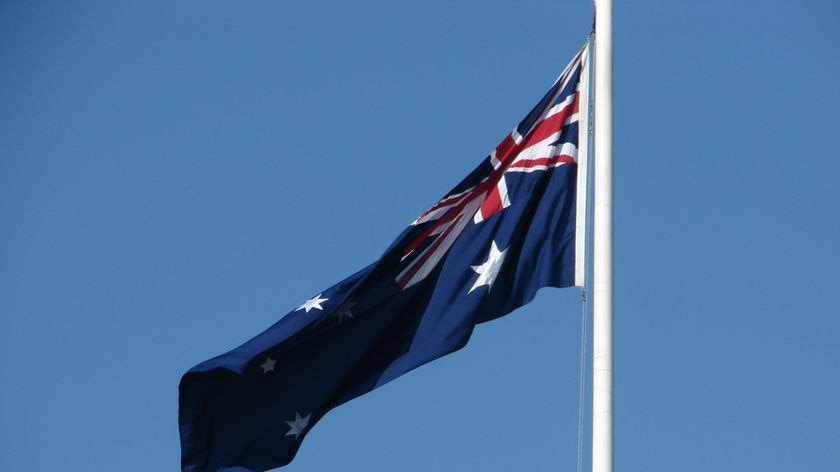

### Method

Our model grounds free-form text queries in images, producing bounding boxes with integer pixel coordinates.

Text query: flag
[179,43,590,472]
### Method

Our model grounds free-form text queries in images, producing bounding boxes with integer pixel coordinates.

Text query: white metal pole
[592,1,614,472]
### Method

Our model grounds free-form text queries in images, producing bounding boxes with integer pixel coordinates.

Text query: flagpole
[592,1,613,472]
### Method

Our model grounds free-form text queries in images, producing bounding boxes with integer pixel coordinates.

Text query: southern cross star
[284,411,311,439]
[469,240,508,294]
[333,300,357,323]
[295,294,328,313]
[260,357,276,373]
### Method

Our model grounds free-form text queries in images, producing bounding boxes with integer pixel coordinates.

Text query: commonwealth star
[468,240,508,293]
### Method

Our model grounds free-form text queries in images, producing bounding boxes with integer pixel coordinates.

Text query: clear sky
[2,1,839,471]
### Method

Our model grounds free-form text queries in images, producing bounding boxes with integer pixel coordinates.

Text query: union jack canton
[396,45,589,289]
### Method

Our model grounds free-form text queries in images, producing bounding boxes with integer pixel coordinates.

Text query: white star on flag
[284,411,311,439]
[260,357,276,374]
[295,294,328,313]
[333,300,357,323]
[469,240,508,293]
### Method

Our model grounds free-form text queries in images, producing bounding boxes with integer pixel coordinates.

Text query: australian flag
[179,43,590,472]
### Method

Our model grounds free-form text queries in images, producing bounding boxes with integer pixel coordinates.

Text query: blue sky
[2,1,839,471]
